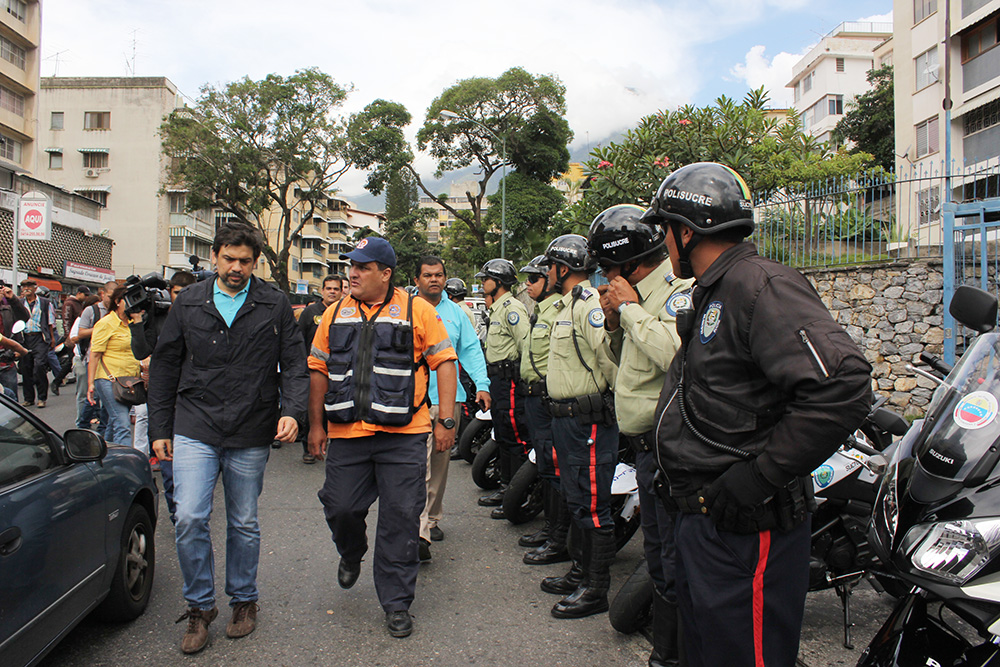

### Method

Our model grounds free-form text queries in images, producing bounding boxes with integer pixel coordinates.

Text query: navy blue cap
[340,236,397,269]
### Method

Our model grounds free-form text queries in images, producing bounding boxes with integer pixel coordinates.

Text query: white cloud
[857,11,893,22]
[729,45,811,107]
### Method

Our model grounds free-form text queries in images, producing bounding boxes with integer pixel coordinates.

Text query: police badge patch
[588,308,605,328]
[507,311,520,325]
[313,315,322,325]
[664,292,692,317]
[699,301,723,343]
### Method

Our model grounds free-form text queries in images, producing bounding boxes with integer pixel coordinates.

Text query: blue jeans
[93,378,133,447]
[173,434,270,609]
[75,357,107,436]
[0,364,17,400]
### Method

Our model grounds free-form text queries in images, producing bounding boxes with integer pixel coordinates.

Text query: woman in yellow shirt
[88,285,141,446]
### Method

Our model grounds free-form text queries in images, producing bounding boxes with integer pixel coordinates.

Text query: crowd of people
[43,161,874,666]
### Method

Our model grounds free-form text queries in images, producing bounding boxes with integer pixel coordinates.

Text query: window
[828,95,844,116]
[802,71,814,94]
[879,53,893,68]
[0,403,53,487]
[291,258,300,272]
[918,186,941,225]
[78,191,108,207]
[915,47,939,90]
[4,0,25,22]
[836,58,845,72]
[83,152,108,169]
[794,82,801,103]
[964,98,1000,136]
[84,111,111,130]
[312,264,325,278]
[214,210,238,228]
[48,151,62,169]
[169,192,187,213]
[914,0,937,23]
[915,115,940,158]
[0,34,25,70]
[0,85,24,116]
[50,111,63,130]
[0,134,22,163]
[962,17,999,62]
[170,236,184,252]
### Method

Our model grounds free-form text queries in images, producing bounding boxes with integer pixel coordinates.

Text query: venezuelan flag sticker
[953,391,999,430]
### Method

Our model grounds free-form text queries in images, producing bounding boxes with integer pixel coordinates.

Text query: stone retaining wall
[803,260,946,418]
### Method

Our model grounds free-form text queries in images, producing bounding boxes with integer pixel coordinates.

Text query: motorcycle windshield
[915,332,1000,482]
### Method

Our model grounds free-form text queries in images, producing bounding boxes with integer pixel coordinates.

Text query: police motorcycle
[858,285,1000,667]
[608,400,907,646]
[459,407,492,464]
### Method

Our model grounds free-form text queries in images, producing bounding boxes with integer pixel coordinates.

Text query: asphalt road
[30,389,895,667]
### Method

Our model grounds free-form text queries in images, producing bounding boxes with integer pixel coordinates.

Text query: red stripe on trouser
[588,423,599,528]
[509,381,528,454]
[552,445,560,477]
[753,530,771,667]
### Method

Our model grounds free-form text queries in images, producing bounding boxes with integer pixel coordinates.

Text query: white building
[787,21,894,144]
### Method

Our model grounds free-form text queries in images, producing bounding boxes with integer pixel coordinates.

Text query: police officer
[517,255,569,565]
[645,163,871,666]
[540,234,618,619]
[590,205,692,666]
[445,278,478,328]
[308,237,458,638]
[475,259,531,516]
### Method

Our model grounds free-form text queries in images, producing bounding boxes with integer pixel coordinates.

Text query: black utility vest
[324,291,423,427]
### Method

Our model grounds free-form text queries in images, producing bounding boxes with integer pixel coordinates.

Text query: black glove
[704,459,779,530]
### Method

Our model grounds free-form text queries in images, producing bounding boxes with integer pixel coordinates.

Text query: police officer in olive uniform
[475,259,531,516]
[590,205,692,667]
[645,163,871,666]
[540,234,619,619]
[517,255,570,565]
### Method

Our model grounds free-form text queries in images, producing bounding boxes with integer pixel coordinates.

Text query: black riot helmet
[589,204,665,280]
[444,277,467,299]
[640,162,754,279]
[545,234,594,294]
[520,255,552,300]
[475,258,518,298]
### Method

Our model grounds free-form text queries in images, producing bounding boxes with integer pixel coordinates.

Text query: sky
[41,0,893,198]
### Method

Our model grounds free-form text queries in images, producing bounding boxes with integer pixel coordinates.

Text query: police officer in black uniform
[645,163,871,666]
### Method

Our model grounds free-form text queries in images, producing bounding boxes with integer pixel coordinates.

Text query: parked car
[0,395,157,667]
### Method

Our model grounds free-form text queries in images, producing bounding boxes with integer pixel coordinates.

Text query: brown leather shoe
[226,601,258,638]
[178,606,218,654]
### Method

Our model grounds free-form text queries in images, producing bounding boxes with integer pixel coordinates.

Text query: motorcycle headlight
[901,518,1000,585]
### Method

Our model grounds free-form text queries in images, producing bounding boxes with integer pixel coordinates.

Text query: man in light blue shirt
[213,280,249,327]
[414,256,490,560]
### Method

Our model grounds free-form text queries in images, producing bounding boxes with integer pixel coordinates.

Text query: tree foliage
[832,65,895,171]
[347,67,572,248]
[161,68,351,294]
[381,169,443,284]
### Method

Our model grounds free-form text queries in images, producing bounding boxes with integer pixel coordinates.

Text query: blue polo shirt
[213,279,249,327]
[427,296,489,405]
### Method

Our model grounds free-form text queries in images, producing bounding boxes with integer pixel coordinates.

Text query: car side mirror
[951,285,998,333]
[63,429,107,462]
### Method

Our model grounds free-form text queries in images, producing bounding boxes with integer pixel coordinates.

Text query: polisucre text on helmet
[602,238,629,250]
[665,189,713,206]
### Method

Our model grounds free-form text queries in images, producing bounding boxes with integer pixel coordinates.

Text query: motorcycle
[609,400,908,648]
[459,409,492,464]
[859,285,1000,667]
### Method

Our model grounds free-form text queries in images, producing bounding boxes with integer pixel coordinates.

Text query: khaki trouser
[419,405,461,542]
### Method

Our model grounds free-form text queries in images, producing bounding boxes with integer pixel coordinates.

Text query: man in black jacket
[148,224,309,655]
[0,281,29,400]
[296,274,341,464]
[645,163,871,667]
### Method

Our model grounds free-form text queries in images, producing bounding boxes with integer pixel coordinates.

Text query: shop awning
[32,277,63,292]
[43,147,62,153]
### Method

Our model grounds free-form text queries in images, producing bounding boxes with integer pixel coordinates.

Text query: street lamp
[439,109,507,259]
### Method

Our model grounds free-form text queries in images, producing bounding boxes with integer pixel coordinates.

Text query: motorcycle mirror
[871,407,910,437]
[866,454,888,476]
[11,320,24,335]
[950,285,998,333]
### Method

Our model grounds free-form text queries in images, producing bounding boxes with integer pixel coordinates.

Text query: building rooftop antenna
[43,49,68,77]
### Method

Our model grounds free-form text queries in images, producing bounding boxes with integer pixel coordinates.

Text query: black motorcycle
[859,285,1000,666]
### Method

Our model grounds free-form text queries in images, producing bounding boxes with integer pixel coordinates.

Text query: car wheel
[96,503,155,622]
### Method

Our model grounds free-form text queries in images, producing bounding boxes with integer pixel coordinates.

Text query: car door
[0,403,105,667]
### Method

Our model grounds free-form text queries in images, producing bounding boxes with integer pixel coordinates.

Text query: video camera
[122,272,172,316]
[189,255,214,283]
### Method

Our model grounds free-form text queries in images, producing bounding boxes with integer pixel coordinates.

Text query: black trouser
[525,395,559,487]
[635,449,676,604]
[19,332,50,402]
[488,371,530,484]
[318,431,427,613]
[550,413,617,530]
[674,512,811,667]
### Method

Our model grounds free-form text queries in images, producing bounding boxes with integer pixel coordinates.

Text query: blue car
[0,395,157,667]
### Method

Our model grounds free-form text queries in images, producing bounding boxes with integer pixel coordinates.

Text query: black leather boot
[478,487,505,506]
[519,484,550,547]
[551,527,614,619]
[541,521,585,594]
[524,487,570,565]
[649,591,682,667]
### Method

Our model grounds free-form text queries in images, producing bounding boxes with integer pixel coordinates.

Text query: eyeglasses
[527,274,545,284]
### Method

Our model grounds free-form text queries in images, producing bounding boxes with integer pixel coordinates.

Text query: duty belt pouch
[574,392,603,425]
[712,478,809,535]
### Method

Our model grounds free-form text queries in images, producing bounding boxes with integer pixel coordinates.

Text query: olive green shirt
[520,293,561,384]
[546,280,618,400]
[485,293,529,364]
[606,263,694,435]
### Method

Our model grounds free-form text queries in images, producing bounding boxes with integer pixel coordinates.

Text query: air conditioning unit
[85,169,98,178]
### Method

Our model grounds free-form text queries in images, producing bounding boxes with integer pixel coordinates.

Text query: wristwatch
[438,417,456,429]
[617,300,636,313]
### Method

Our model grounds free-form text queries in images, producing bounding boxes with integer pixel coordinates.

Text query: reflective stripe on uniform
[373,366,409,376]
[426,340,454,356]
[311,346,329,361]
[325,400,355,411]
[329,370,353,381]
[372,402,410,414]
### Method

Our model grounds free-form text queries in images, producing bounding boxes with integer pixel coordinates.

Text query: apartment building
[0,0,38,185]
[36,76,187,278]
[419,180,486,243]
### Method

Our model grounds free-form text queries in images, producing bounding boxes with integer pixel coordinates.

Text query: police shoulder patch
[700,301,723,343]
[388,304,401,318]
[588,308,605,328]
[664,292,693,317]
[507,311,520,325]
[581,288,594,300]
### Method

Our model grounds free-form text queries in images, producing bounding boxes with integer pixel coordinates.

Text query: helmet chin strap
[551,265,570,295]
[486,279,501,299]
[618,259,641,282]
[669,223,701,280]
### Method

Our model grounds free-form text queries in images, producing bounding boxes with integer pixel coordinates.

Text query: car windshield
[916,332,1000,481]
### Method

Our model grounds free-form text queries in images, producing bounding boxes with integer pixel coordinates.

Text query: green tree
[832,65,895,171]
[481,172,566,265]
[161,68,352,294]
[347,67,572,248]
[381,169,443,284]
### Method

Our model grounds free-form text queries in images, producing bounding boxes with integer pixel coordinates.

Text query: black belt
[526,380,546,397]
[673,493,709,515]
[487,359,519,381]
[623,430,656,453]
